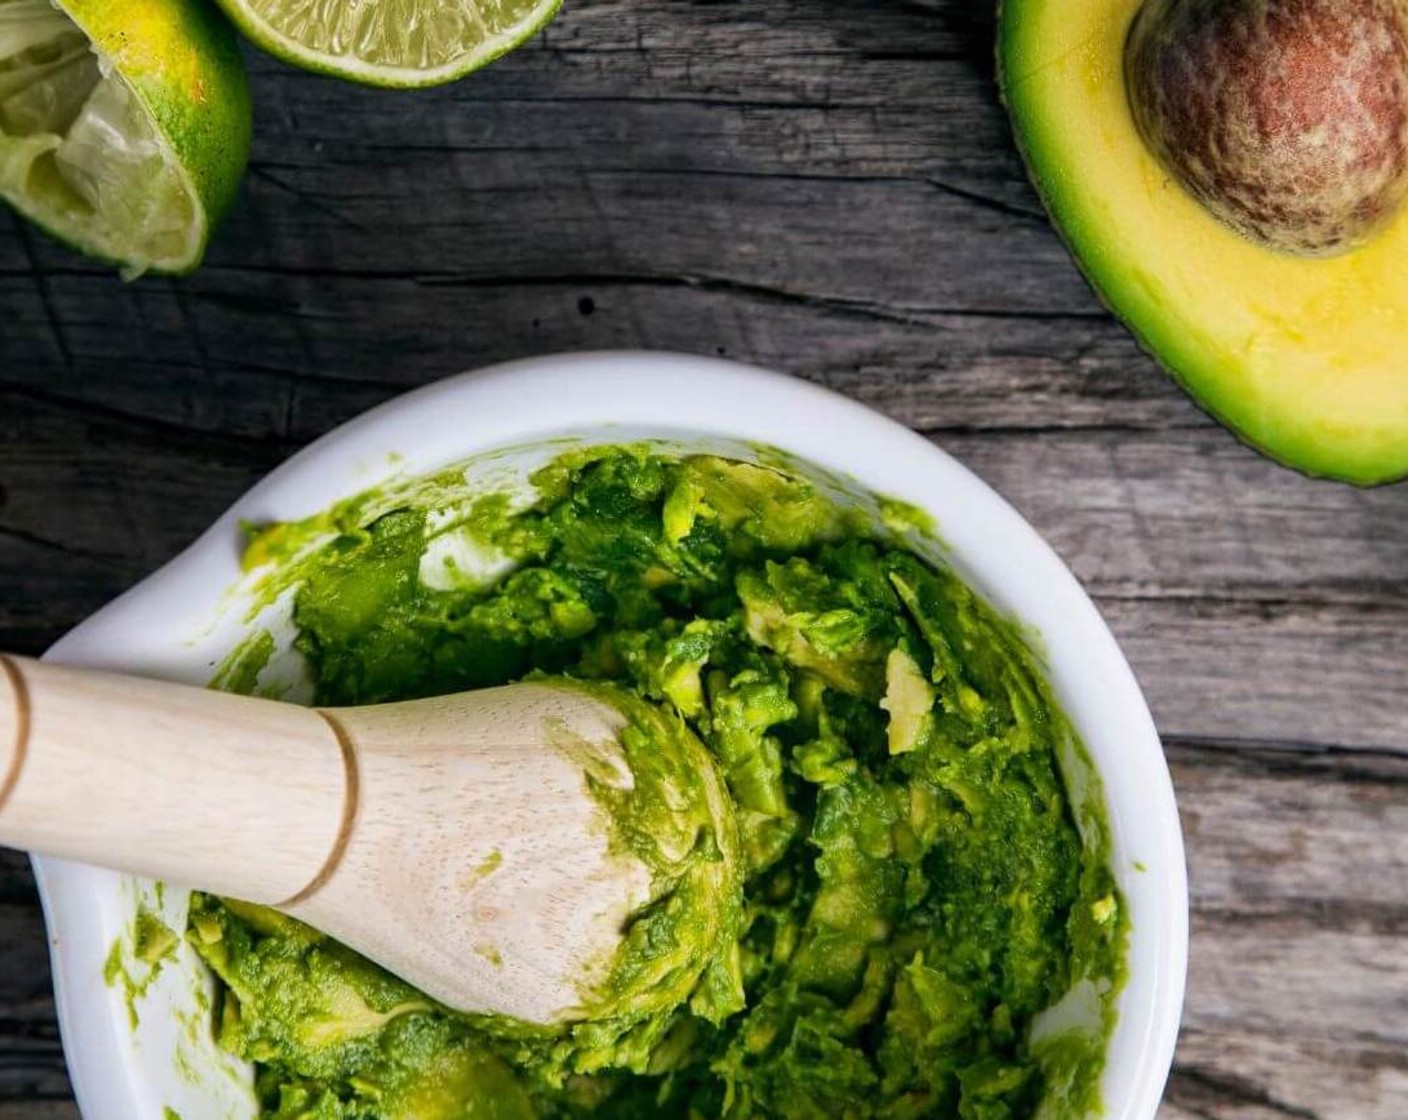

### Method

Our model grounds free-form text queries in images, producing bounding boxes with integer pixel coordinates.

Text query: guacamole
[193,447,1126,1120]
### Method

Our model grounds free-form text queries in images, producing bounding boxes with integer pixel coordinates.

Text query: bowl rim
[36,350,1188,1120]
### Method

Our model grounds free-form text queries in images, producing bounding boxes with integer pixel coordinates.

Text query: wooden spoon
[0,654,719,1025]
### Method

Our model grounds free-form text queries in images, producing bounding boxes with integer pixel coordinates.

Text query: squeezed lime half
[214,0,562,88]
[0,0,251,276]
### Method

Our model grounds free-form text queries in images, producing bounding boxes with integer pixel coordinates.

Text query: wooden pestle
[0,655,667,1025]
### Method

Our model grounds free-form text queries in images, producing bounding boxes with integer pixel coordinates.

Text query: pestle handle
[0,654,349,906]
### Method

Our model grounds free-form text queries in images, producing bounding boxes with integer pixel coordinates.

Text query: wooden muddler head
[0,655,657,1024]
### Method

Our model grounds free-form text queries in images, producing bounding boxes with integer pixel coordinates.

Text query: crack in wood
[1192,901,1408,939]
[0,525,115,567]
[5,265,1111,325]
[1167,737,1408,776]
[1087,586,1408,611]
[922,176,1048,222]
[528,165,1050,224]
[246,164,369,233]
[9,222,75,379]
[444,91,896,111]
[0,380,300,461]
[410,269,1111,325]
[912,419,1212,439]
[106,261,1104,325]
[1169,1063,1323,1120]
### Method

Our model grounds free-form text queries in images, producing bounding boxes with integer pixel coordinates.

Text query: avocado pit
[1125,0,1408,256]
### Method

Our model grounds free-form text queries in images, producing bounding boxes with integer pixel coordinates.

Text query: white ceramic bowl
[36,352,1187,1120]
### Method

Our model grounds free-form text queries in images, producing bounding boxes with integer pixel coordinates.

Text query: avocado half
[998,0,1408,486]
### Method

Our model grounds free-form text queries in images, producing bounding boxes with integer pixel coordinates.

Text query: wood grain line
[0,658,30,817]
[278,710,361,909]
[1169,1064,1322,1120]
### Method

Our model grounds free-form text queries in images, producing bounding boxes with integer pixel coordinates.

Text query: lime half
[214,0,562,88]
[0,0,251,276]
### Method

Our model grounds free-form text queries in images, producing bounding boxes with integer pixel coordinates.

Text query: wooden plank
[943,432,1408,749]
[0,386,279,655]
[1171,742,1408,922]
[2,264,1210,456]
[1,268,1195,443]
[1164,1031,1408,1120]
[1159,742,1408,1120]
[0,3,1079,306]
[943,432,1408,598]
[0,0,1095,429]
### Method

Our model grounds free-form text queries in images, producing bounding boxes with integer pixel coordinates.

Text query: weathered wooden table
[1,1,1405,1116]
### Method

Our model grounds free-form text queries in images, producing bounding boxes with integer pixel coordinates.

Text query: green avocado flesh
[194,446,1127,1120]
[1000,0,1408,485]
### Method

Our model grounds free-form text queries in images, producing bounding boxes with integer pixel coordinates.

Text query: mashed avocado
[194,447,1126,1120]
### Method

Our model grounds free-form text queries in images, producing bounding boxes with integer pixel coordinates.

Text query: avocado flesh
[999,0,1408,486]
[192,447,1129,1119]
